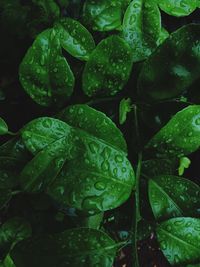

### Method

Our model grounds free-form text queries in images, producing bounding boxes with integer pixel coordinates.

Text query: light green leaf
[0,118,8,135]
[178,156,191,176]
[55,18,95,61]
[138,24,200,102]
[119,98,133,125]
[146,105,200,158]
[157,0,197,17]
[122,0,161,62]
[10,228,118,267]
[19,28,74,107]
[156,217,200,265]
[82,35,132,97]
[149,175,200,220]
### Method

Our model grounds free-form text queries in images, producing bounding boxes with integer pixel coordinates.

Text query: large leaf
[0,217,32,254]
[156,217,200,266]
[145,105,200,158]
[138,24,200,102]
[82,35,132,97]
[156,0,197,17]
[83,0,128,32]
[122,0,161,62]
[19,28,74,107]
[10,228,118,267]
[20,105,135,213]
[149,175,200,220]
[55,18,95,61]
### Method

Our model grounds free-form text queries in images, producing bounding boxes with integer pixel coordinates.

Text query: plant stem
[131,105,143,267]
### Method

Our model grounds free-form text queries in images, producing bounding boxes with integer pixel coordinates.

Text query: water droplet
[94,181,106,191]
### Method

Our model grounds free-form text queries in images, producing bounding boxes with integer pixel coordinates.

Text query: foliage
[1,1,200,267]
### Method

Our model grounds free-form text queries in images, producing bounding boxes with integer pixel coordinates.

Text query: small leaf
[149,175,200,220]
[82,35,132,97]
[119,98,133,125]
[178,156,191,176]
[156,0,197,17]
[138,24,200,102]
[55,18,95,61]
[156,217,200,265]
[19,28,74,107]
[11,228,118,267]
[83,0,126,32]
[146,105,200,158]
[122,0,161,62]
[0,117,8,135]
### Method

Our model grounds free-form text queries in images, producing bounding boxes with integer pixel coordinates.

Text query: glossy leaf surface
[149,175,200,220]
[19,28,74,107]
[146,105,200,158]
[122,0,161,62]
[55,18,95,61]
[11,228,117,267]
[138,24,200,102]
[82,35,132,97]
[156,217,200,265]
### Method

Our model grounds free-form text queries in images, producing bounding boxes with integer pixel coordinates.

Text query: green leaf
[20,105,135,214]
[149,175,200,220]
[0,118,8,135]
[157,0,197,17]
[119,98,133,125]
[32,0,60,21]
[19,28,74,107]
[138,24,200,102]
[10,228,118,267]
[178,156,191,176]
[0,217,32,253]
[156,217,200,265]
[156,27,169,46]
[55,18,95,61]
[122,0,161,62]
[82,35,132,97]
[83,0,125,32]
[146,105,200,158]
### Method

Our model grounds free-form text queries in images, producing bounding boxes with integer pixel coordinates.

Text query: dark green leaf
[156,217,200,265]
[146,105,200,158]
[0,118,8,135]
[122,0,161,62]
[83,0,127,32]
[19,28,74,107]
[11,228,117,267]
[157,0,197,17]
[149,175,200,220]
[82,35,132,97]
[32,0,60,21]
[138,24,200,102]
[55,18,95,61]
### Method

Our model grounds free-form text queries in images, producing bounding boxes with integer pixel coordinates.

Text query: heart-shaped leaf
[20,105,135,214]
[82,35,132,97]
[149,175,200,220]
[156,217,200,265]
[55,18,95,61]
[145,105,200,158]
[10,228,118,267]
[122,0,161,62]
[19,28,75,107]
[138,24,200,102]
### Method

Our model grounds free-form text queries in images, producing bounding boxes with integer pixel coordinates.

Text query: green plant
[1,1,200,266]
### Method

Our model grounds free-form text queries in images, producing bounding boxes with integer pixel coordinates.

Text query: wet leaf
[19,28,74,107]
[138,24,200,102]
[10,228,118,267]
[156,217,200,265]
[122,0,161,62]
[55,18,95,61]
[149,175,200,220]
[82,35,132,97]
[146,105,200,158]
